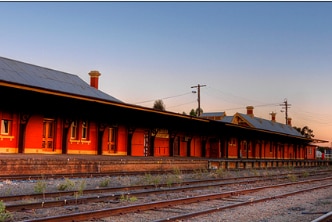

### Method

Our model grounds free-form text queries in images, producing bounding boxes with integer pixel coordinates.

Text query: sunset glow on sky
[1,2,331,145]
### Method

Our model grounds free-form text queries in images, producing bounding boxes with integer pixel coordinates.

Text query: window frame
[81,120,89,140]
[70,121,78,140]
[1,119,11,135]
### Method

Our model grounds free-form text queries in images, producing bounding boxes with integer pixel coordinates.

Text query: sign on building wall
[156,129,169,138]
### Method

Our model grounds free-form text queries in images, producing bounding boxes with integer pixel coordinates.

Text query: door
[42,119,54,150]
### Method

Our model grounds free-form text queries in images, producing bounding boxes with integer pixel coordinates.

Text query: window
[108,127,117,152]
[70,121,78,139]
[82,121,89,140]
[1,119,11,135]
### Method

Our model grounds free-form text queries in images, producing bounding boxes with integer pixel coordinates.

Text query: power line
[167,100,197,109]
[223,103,280,112]
[135,91,193,104]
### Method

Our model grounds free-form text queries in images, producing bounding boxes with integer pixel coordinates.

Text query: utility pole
[191,84,206,116]
[280,98,291,125]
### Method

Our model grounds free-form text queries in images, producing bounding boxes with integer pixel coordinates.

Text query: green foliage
[57,178,75,191]
[100,178,110,187]
[153,99,166,111]
[34,179,47,194]
[287,174,298,182]
[120,194,138,202]
[141,173,162,188]
[77,179,86,196]
[189,109,197,116]
[0,200,12,222]
[251,169,260,176]
[302,171,309,178]
[294,126,314,139]
[189,107,204,116]
[214,168,224,178]
[286,165,294,171]
[193,168,208,179]
[165,172,182,188]
[151,175,162,188]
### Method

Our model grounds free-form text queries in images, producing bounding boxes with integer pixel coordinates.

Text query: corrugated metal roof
[0,56,122,103]
[201,112,225,117]
[220,116,233,123]
[219,113,303,137]
[238,113,303,137]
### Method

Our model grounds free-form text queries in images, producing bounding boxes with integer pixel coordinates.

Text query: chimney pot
[246,106,254,117]
[89,70,101,89]
[287,117,292,126]
[270,112,277,122]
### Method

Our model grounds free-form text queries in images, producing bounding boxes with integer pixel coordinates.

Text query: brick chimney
[270,112,277,122]
[246,106,254,117]
[89,70,101,89]
[287,117,292,126]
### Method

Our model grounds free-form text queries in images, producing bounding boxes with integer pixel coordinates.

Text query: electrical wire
[134,91,194,104]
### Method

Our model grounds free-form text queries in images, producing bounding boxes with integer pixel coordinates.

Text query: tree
[189,109,196,116]
[196,107,203,116]
[294,126,314,139]
[301,126,314,139]
[153,99,166,111]
[188,108,203,117]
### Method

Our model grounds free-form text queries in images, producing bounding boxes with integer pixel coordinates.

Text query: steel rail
[311,211,332,222]
[21,178,332,222]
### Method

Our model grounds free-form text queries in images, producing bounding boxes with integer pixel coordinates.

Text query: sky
[1,2,331,145]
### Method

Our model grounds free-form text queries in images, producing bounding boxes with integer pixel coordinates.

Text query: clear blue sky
[1,2,331,144]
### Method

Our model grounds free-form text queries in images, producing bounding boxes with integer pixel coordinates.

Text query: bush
[0,200,12,222]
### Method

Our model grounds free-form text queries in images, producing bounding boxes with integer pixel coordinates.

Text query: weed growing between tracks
[34,176,47,199]
[99,177,110,187]
[0,200,12,222]
[287,174,298,182]
[57,178,75,191]
[120,194,138,202]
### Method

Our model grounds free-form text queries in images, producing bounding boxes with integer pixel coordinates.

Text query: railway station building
[0,56,314,159]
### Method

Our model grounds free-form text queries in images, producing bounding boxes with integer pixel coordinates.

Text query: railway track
[4,173,330,211]
[2,169,329,203]
[0,167,327,181]
[19,176,332,221]
[0,170,196,181]
[2,168,331,221]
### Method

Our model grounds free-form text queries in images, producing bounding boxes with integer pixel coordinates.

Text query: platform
[0,154,208,176]
[0,154,330,176]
